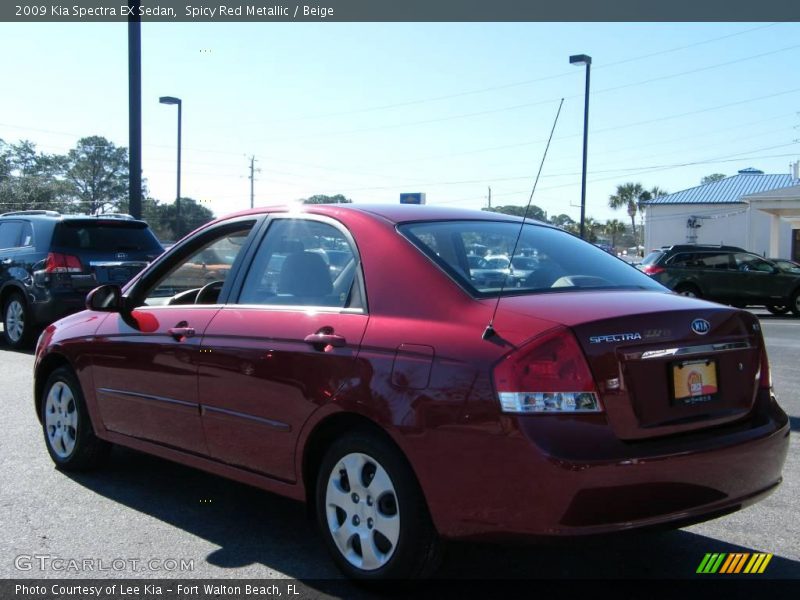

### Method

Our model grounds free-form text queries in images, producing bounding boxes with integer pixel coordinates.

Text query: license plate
[670,358,719,406]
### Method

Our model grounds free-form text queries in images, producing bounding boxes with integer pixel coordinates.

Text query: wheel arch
[34,352,72,423]
[0,281,28,309]
[300,412,419,513]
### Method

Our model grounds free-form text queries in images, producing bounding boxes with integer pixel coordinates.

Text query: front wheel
[3,292,34,349]
[315,431,442,580]
[791,289,800,317]
[766,304,789,315]
[41,367,110,470]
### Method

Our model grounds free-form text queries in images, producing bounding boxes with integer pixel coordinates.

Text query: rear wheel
[3,292,34,349]
[674,284,701,298]
[41,367,110,470]
[766,304,789,315]
[315,431,442,580]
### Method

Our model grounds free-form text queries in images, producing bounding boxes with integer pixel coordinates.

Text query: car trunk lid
[488,290,764,439]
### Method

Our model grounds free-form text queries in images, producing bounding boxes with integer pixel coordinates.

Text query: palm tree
[608,182,644,245]
[635,186,668,250]
[604,219,626,251]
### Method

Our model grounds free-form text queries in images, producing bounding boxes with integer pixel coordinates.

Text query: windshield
[399,220,665,297]
[641,251,664,265]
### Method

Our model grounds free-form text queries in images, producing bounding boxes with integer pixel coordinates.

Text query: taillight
[757,346,772,391]
[45,252,82,273]
[493,327,602,413]
[641,265,665,275]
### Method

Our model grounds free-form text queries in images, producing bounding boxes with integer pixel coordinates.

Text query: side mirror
[86,284,123,312]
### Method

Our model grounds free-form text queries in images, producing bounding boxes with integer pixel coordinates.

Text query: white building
[643,166,800,260]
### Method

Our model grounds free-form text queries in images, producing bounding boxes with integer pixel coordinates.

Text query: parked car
[640,244,800,316]
[0,210,163,348]
[34,205,788,580]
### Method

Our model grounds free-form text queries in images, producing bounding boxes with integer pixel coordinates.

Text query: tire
[675,284,701,298]
[766,304,789,315]
[41,366,110,471]
[3,292,34,349]
[791,289,800,317]
[315,431,442,581]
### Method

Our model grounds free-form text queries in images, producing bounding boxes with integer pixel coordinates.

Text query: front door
[90,220,259,454]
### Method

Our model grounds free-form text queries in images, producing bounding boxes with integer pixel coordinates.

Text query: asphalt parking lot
[0,312,798,587]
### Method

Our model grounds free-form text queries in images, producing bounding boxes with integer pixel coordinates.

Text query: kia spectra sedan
[34,204,789,580]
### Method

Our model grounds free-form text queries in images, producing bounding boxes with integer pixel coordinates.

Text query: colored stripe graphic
[698,553,773,574]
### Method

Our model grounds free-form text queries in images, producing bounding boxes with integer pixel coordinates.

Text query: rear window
[53,220,162,252]
[399,220,664,297]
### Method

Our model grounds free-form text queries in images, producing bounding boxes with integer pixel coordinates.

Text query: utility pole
[248,155,259,209]
[487,186,492,209]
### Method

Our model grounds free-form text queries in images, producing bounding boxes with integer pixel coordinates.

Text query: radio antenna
[483,98,564,341]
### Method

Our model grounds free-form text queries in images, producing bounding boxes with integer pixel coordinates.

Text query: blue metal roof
[646,169,800,205]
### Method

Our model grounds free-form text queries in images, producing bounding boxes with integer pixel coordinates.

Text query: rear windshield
[399,220,664,297]
[53,220,162,252]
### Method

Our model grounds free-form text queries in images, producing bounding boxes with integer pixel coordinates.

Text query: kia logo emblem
[691,319,711,335]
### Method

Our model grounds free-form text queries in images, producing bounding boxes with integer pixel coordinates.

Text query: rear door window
[0,221,23,249]
[238,218,361,309]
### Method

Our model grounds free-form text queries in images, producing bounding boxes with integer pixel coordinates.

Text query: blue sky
[1,21,798,223]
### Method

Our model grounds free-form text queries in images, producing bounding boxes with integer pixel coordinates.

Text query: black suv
[0,211,163,348]
[640,244,800,316]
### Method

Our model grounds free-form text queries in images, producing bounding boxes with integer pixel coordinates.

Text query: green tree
[63,136,129,215]
[140,196,215,241]
[604,219,626,250]
[302,194,352,204]
[0,140,71,213]
[483,204,547,221]
[608,182,646,248]
[701,173,726,185]
[548,213,577,233]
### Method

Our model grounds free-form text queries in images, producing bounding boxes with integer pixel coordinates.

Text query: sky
[0,21,799,224]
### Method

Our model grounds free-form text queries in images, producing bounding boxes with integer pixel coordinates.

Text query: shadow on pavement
[64,446,800,592]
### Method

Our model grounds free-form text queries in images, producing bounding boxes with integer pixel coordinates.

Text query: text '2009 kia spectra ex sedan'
[34,204,789,580]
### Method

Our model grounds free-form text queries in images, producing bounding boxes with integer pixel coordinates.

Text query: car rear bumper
[413,391,789,540]
[28,289,86,327]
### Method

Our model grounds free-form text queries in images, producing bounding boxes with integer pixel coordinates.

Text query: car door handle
[167,325,196,341]
[304,329,346,350]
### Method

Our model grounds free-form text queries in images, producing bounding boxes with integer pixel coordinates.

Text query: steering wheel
[195,280,225,304]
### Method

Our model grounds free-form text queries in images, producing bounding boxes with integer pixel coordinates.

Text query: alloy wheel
[5,298,25,343]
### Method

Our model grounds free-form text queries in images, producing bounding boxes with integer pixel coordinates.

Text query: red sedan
[34,204,789,580]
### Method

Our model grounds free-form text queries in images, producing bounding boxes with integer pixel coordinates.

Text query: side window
[139,222,255,306]
[238,218,360,309]
[734,253,773,273]
[668,253,696,268]
[0,221,23,249]
[696,252,732,270]
[20,222,34,247]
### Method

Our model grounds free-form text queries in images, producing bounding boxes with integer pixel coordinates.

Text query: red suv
[34,205,789,580]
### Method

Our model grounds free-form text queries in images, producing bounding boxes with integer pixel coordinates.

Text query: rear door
[198,216,368,482]
[91,219,259,453]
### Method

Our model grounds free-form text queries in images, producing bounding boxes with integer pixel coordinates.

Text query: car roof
[0,211,149,226]
[222,203,541,226]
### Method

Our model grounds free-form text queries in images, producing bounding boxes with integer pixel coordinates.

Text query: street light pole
[569,54,591,240]
[159,96,182,236]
